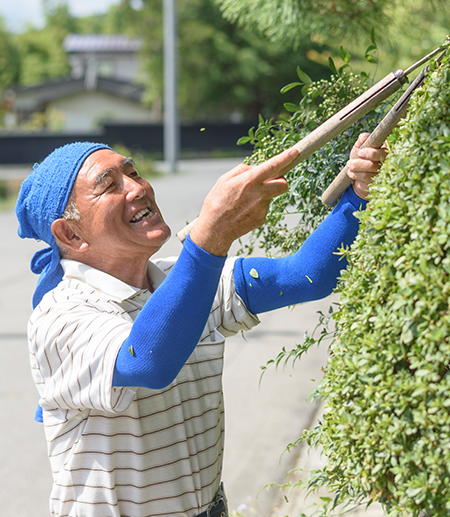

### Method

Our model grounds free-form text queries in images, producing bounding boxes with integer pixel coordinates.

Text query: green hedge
[311,49,450,516]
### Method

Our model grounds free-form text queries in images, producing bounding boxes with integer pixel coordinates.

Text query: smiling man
[51,151,171,290]
[16,137,385,517]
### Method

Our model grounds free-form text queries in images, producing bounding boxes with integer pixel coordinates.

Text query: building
[5,34,158,133]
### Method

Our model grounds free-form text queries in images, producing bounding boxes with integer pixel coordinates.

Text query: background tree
[0,18,20,92]
[5,0,332,120]
[214,0,391,47]
[6,0,448,122]
[0,17,21,126]
[13,1,75,85]
[98,0,332,120]
[212,0,450,133]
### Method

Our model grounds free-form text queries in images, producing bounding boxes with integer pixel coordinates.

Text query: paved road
[0,158,336,517]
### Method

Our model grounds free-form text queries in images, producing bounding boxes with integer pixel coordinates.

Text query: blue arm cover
[234,186,366,314]
[112,186,365,391]
[33,187,362,419]
[112,235,226,390]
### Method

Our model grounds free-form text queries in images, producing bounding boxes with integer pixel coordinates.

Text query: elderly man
[16,135,384,517]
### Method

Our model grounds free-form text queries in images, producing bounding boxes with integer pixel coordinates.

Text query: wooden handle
[176,218,197,243]
[321,68,428,205]
[177,71,406,242]
[289,71,405,167]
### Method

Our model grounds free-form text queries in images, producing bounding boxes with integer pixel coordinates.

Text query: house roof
[63,34,142,53]
[12,76,145,107]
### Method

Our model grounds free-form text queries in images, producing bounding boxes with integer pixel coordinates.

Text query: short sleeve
[29,298,137,414]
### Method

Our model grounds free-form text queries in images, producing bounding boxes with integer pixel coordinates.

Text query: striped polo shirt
[28,256,260,517]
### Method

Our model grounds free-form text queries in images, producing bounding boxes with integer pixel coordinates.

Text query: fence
[0,121,255,164]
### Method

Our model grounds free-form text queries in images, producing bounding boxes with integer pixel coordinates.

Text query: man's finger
[247,148,300,183]
[260,176,289,198]
[350,132,371,158]
[221,162,252,180]
[348,158,381,173]
[347,170,378,183]
[357,146,388,162]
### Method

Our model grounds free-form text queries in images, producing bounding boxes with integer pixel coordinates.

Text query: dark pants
[195,483,228,517]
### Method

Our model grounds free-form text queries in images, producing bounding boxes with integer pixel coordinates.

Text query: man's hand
[347,132,387,200]
[190,148,299,256]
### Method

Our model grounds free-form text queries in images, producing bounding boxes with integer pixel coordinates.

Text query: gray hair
[57,191,81,257]
[62,191,81,221]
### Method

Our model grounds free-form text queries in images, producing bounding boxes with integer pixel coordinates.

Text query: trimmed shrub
[308,49,450,516]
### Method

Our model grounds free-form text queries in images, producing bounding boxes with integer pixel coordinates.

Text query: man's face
[69,149,171,263]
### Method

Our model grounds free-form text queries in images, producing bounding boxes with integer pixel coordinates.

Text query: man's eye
[105,181,115,191]
[129,170,140,178]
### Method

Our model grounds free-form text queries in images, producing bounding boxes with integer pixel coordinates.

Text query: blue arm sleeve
[112,234,226,390]
[234,186,367,314]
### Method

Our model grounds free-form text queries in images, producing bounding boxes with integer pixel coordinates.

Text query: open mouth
[130,207,155,223]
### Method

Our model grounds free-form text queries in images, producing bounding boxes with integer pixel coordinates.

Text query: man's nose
[124,176,146,200]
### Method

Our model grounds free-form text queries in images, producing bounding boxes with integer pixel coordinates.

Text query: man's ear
[51,218,89,253]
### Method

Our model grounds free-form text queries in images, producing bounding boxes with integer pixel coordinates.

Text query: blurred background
[0,0,448,170]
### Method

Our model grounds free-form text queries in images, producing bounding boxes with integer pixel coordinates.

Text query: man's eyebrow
[122,157,135,168]
[94,158,136,185]
[95,169,114,185]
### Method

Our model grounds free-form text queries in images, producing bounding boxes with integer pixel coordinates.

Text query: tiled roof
[63,34,142,53]
[12,76,145,104]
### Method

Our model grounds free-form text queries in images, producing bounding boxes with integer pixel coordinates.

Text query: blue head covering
[16,141,113,309]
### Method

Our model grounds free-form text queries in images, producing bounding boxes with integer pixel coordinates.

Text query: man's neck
[65,252,152,290]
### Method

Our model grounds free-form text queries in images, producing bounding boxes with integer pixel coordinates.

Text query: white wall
[50,91,157,132]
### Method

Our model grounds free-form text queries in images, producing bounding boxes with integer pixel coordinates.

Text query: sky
[0,0,120,32]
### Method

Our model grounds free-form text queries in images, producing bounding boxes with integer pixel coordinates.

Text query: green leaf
[328,57,338,75]
[237,136,252,145]
[281,81,302,94]
[296,66,312,84]
[283,102,300,113]
[339,46,351,64]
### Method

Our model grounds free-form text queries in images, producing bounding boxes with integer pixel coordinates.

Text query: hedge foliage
[308,48,450,516]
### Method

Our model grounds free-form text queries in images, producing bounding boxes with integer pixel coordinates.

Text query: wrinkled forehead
[75,150,135,186]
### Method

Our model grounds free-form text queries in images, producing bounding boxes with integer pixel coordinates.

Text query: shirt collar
[60,259,168,303]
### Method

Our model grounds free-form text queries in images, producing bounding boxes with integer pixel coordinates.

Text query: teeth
[130,208,154,223]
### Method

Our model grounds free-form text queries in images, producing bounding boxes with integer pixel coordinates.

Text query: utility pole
[163,0,179,173]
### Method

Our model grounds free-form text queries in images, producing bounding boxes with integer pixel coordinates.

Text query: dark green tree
[42,0,78,33]
[14,28,69,85]
[213,0,448,49]
[104,0,331,120]
[0,18,20,92]
[0,17,21,128]
[13,1,74,85]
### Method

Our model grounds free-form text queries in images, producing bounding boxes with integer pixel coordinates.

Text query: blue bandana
[15,142,113,309]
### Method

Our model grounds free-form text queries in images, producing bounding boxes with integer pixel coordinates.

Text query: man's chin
[148,224,172,248]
